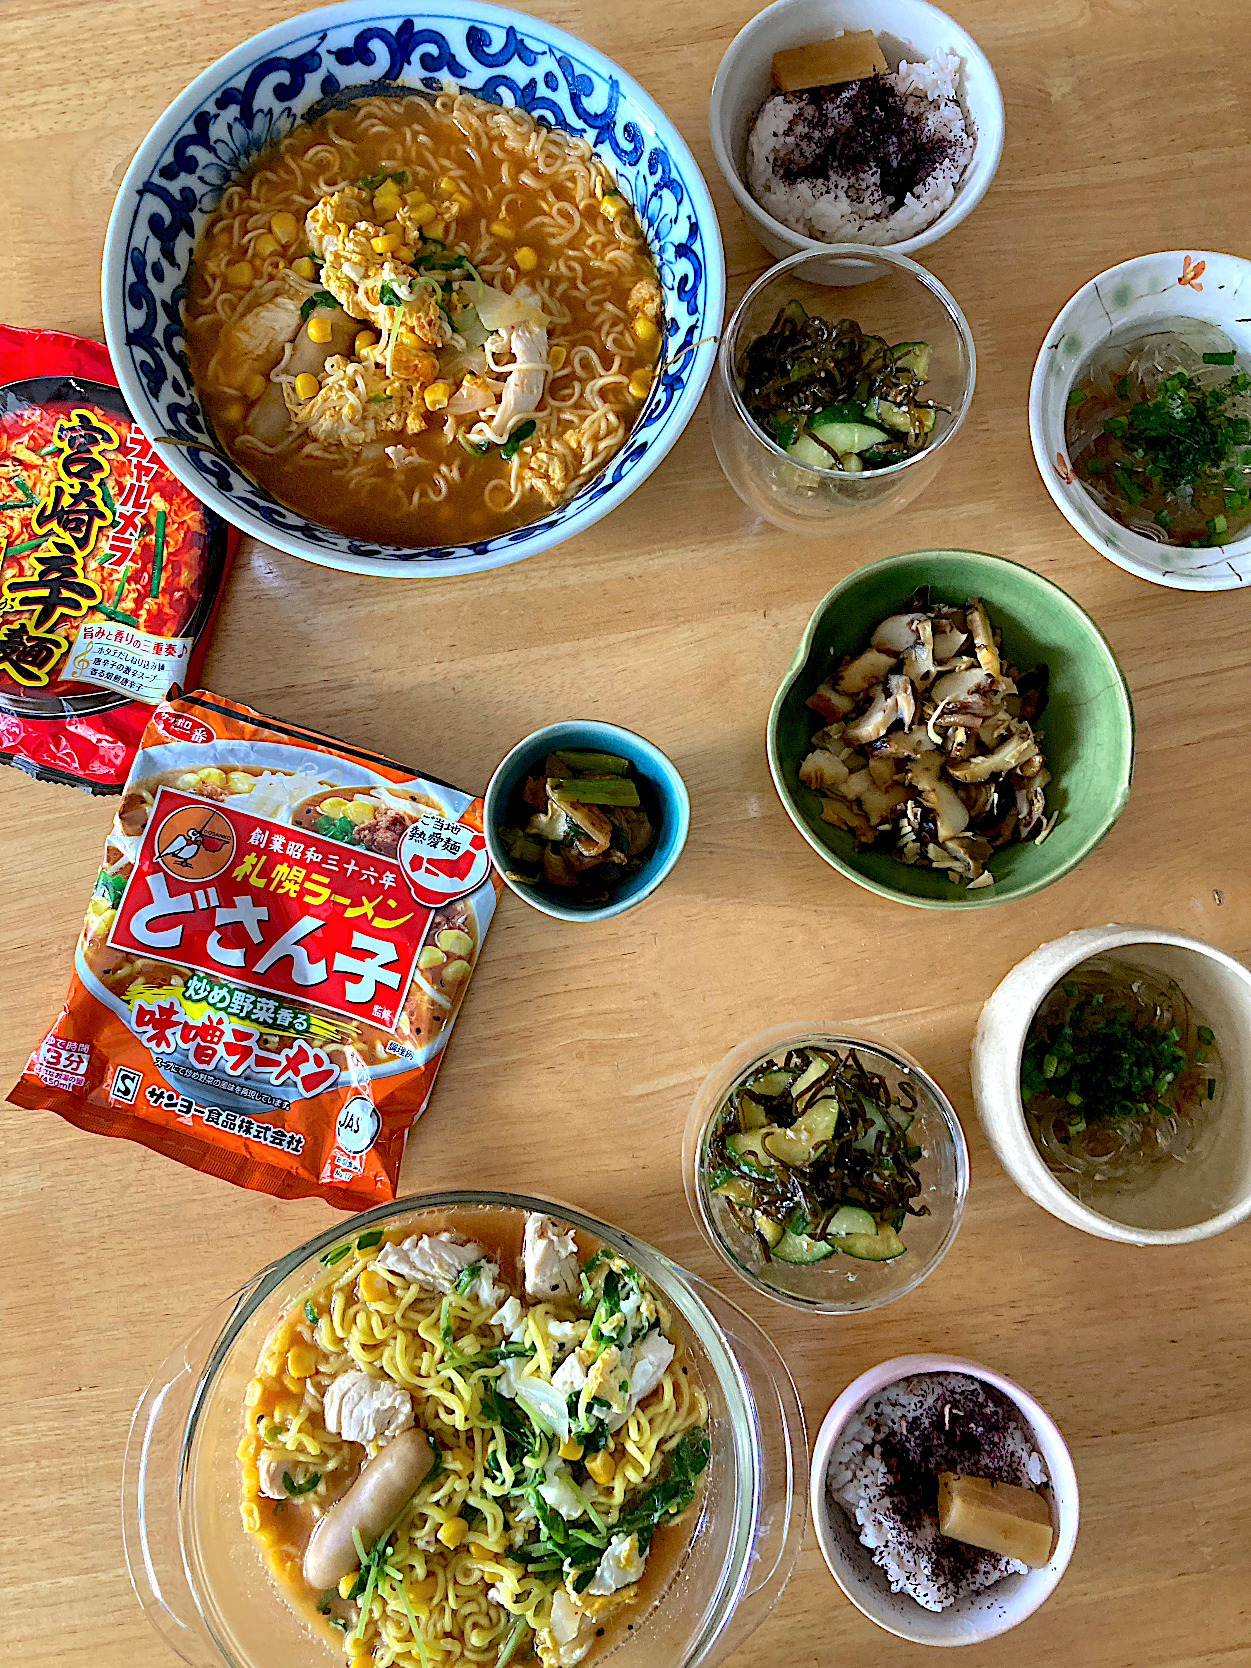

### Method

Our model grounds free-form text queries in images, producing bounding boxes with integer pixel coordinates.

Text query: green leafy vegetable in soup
[737,301,941,473]
[1022,957,1222,1190]
[705,1043,929,1266]
[1064,326,1251,546]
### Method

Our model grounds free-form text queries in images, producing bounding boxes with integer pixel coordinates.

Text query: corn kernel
[586,1451,615,1486]
[346,798,377,825]
[371,231,403,254]
[306,315,333,344]
[394,245,414,263]
[245,1378,265,1408]
[321,796,349,816]
[293,372,320,401]
[338,1573,356,1600]
[435,927,473,957]
[359,1268,390,1304]
[405,189,428,208]
[226,771,254,794]
[602,196,625,221]
[398,330,420,349]
[200,768,225,787]
[225,260,254,286]
[383,218,404,238]
[408,1574,439,1602]
[437,1517,469,1549]
[386,380,403,397]
[355,329,379,355]
[410,201,437,227]
[488,219,513,240]
[220,400,244,425]
[628,368,652,399]
[270,211,299,245]
[374,188,402,211]
[549,345,567,371]
[292,256,318,279]
[286,1345,318,1379]
[244,373,268,400]
[438,175,459,194]
[558,1437,584,1461]
[425,221,445,242]
[514,245,538,271]
[423,381,451,410]
[252,235,279,261]
[241,1502,261,1533]
[417,946,446,970]
[632,314,659,346]
[441,959,471,984]
[454,195,472,212]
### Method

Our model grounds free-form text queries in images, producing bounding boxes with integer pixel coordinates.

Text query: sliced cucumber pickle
[837,1223,907,1261]
[825,1204,878,1237]
[772,1228,835,1265]
[726,1129,776,1179]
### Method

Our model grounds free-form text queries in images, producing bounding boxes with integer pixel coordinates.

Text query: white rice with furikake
[747,49,975,246]
[825,1372,1049,1611]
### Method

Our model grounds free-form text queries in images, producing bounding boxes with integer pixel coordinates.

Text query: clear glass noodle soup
[123,1190,807,1668]
[710,248,975,535]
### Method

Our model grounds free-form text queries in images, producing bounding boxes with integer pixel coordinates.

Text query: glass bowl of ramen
[1029,249,1251,591]
[684,1023,969,1313]
[122,1190,807,1668]
[100,3,724,578]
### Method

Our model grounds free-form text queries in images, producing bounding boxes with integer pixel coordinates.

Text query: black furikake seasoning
[769,77,962,206]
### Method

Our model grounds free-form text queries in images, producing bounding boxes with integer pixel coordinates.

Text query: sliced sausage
[303,1426,433,1591]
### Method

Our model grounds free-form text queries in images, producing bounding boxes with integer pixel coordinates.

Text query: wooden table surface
[2,1,1249,1664]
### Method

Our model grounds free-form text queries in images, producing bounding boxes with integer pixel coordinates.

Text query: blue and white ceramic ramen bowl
[101,2,725,578]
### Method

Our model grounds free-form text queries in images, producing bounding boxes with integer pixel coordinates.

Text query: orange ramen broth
[243,1207,709,1666]
[184,93,663,546]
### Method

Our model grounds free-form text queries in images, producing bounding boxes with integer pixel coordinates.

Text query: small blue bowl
[484,721,690,921]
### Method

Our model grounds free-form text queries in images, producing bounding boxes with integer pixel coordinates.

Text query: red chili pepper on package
[9,689,502,1209]
[0,326,236,791]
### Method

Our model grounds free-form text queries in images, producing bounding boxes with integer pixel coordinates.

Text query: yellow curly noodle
[240,1229,709,1667]
[79,767,475,1069]
[183,91,663,547]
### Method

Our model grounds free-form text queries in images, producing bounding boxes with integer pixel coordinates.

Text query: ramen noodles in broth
[8,689,501,1208]
[184,92,665,546]
[240,1205,710,1667]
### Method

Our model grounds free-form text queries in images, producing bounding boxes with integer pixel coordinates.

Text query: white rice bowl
[747,49,975,245]
[825,1372,1049,1612]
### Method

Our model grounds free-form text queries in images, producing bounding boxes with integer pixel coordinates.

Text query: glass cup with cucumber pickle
[684,1024,968,1313]
[710,248,975,535]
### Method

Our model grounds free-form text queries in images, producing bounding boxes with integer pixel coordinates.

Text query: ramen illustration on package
[0,326,235,791]
[9,690,501,1208]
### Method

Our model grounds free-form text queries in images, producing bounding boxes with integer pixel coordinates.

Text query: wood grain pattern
[1,1,1249,1664]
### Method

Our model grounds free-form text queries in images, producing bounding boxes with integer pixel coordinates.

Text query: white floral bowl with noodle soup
[122,1191,807,1668]
[102,2,724,577]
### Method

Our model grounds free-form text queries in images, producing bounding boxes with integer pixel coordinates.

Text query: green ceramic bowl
[767,550,1135,909]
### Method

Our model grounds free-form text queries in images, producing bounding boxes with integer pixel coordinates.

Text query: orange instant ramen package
[0,326,235,791]
[9,689,502,1208]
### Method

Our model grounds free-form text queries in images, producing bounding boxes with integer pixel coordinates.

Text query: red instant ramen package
[10,689,502,1208]
[0,326,236,791]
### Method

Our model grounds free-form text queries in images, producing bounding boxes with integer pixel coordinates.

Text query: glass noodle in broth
[184,93,664,546]
[239,1205,709,1668]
